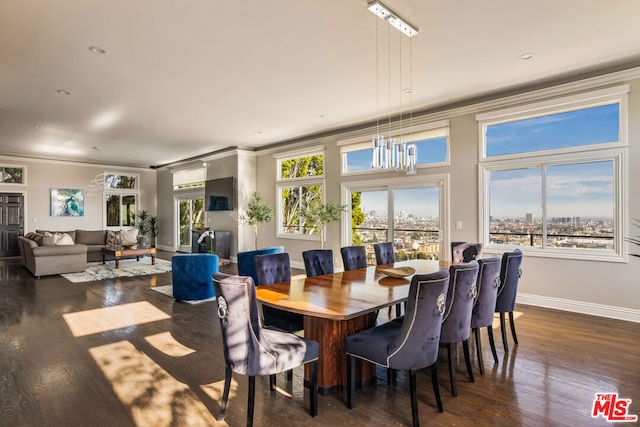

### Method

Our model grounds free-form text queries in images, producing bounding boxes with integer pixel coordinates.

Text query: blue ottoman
[171,253,219,301]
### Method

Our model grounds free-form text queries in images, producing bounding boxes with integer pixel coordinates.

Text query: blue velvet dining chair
[237,245,284,286]
[470,255,501,374]
[492,249,523,353]
[212,273,318,427]
[345,269,450,427]
[451,242,483,262]
[373,241,395,265]
[302,249,334,277]
[340,245,367,271]
[254,252,304,333]
[439,261,479,396]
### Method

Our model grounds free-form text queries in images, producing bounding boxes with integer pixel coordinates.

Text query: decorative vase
[137,235,150,249]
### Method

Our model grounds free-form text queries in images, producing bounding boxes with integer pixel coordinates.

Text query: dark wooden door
[0,193,24,257]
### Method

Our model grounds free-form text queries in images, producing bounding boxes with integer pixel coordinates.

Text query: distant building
[526,213,533,223]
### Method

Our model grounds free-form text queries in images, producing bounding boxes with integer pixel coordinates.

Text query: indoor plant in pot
[239,191,274,250]
[136,209,150,248]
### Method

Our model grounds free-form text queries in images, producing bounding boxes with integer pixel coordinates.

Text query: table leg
[102,253,106,265]
[151,252,155,265]
[115,256,120,269]
[303,312,377,395]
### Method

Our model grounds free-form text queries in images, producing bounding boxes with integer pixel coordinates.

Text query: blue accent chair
[237,246,284,286]
[171,253,219,301]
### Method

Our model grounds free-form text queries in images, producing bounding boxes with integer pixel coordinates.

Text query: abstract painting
[51,188,84,216]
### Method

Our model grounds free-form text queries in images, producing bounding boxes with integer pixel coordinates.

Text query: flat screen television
[205,177,235,211]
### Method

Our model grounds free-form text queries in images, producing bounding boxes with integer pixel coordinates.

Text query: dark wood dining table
[255,259,453,395]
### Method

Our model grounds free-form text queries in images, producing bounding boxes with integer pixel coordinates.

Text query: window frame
[0,164,26,186]
[477,86,628,262]
[102,172,140,230]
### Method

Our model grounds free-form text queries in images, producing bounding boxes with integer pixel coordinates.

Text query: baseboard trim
[518,293,640,323]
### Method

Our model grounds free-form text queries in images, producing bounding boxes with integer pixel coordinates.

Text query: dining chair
[237,245,284,286]
[345,269,450,427]
[470,255,501,374]
[254,252,304,333]
[302,249,334,277]
[212,273,319,427]
[340,245,367,271]
[439,261,479,396]
[492,248,523,353]
[451,242,483,262]
[373,241,395,265]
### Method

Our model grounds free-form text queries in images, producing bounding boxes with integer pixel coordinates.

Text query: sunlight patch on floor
[63,301,170,337]
[144,332,195,357]
[200,378,239,403]
[90,340,217,427]
[492,310,523,329]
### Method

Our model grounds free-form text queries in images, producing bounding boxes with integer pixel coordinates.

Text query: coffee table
[102,246,156,268]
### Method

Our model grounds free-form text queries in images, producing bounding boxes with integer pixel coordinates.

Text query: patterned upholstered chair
[439,261,479,396]
[302,249,334,277]
[470,255,502,374]
[254,252,304,333]
[451,242,483,262]
[345,269,450,426]
[492,249,524,353]
[340,245,367,271]
[373,242,396,265]
[237,246,284,286]
[212,273,318,426]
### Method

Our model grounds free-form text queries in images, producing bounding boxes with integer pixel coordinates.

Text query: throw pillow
[106,230,122,247]
[52,232,74,246]
[120,228,139,246]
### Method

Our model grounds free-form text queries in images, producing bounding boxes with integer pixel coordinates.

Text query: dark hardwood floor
[1,253,639,427]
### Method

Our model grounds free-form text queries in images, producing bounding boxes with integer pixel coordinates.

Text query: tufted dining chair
[302,249,334,277]
[470,255,502,374]
[212,273,318,427]
[254,252,304,333]
[340,245,367,271]
[451,242,483,262]
[373,242,396,265]
[439,261,479,396]
[492,249,524,353]
[345,269,450,427]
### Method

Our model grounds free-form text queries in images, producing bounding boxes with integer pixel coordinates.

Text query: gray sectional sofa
[17,229,142,277]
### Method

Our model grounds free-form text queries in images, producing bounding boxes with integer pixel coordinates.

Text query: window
[276,151,324,238]
[340,121,449,174]
[103,172,140,228]
[0,165,25,184]
[477,85,628,261]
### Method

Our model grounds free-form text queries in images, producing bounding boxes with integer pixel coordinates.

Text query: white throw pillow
[53,232,74,246]
[120,228,139,246]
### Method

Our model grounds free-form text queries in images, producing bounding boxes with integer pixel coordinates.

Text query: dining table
[255,258,454,395]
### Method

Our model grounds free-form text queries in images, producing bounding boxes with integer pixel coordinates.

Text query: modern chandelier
[368,0,419,175]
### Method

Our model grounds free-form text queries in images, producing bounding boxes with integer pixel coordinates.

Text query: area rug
[150,285,216,305]
[61,258,172,283]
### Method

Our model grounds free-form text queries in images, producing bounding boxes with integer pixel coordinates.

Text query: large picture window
[477,85,628,261]
[276,151,324,239]
[103,172,140,229]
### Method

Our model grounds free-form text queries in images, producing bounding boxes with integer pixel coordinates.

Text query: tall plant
[239,191,274,250]
[301,201,348,249]
[149,216,159,247]
[137,209,150,236]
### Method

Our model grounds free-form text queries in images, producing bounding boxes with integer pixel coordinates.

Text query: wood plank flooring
[1,253,639,426]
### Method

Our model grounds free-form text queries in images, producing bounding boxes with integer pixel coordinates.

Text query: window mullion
[541,165,548,250]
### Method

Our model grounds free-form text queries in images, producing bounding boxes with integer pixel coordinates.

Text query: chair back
[451,242,483,262]
[237,246,284,285]
[303,249,334,277]
[254,252,291,286]
[387,269,450,370]
[495,249,523,313]
[470,255,501,329]
[440,261,479,344]
[340,246,367,271]
[373,242,395,265]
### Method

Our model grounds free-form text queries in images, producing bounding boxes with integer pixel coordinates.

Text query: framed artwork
[51,188,84,217]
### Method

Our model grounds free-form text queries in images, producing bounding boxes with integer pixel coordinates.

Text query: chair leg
[218,367,232,421]
[430,363,443,412]
[247,376,256,427]
[309,360,318,417]
[487,325,499,364]
[286,370,293,382]
[447,343,457,397]
[347,355,355,409]
[269,374,276,391]
[462,339,474,383]
[473,327,484,375]
[396,303,402,318]
[500,312,509,353]
[509,311,518,344]
[409,369,419,427]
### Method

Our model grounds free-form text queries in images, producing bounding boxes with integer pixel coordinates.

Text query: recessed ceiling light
[519,53,534,60]
[254,131,263,135]
[316,114,325,118]
[89,46,107,54]
[57,89,71,95]
[402,88,413,94]
[93,146,103,151]
[32,124,40,129]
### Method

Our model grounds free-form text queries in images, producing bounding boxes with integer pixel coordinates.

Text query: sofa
[18,229,144,277]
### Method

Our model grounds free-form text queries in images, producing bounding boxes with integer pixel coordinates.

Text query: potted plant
[136,209,150,248]
[239,191,274,250]
[301,201,348,249]
[626,218,640,258]
[149,215,159,247]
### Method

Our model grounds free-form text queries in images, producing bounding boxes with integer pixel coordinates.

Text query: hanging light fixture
[369,0,419,175]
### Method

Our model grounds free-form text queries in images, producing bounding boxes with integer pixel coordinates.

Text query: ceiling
[1,0,640,169]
